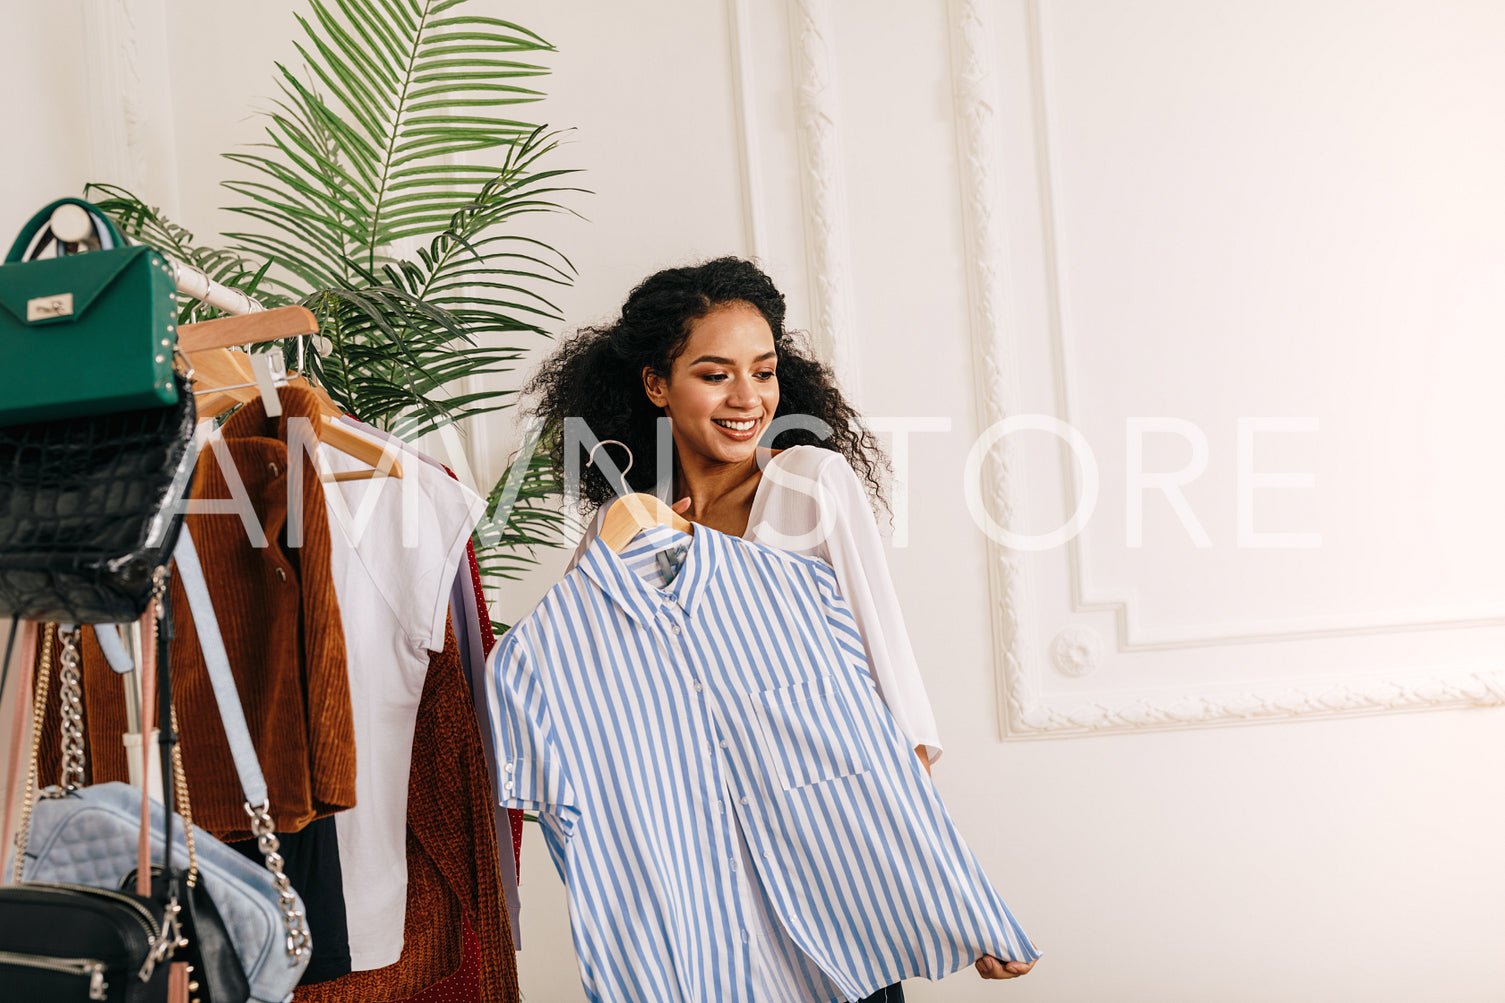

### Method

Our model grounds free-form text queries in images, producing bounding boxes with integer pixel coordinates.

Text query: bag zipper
[0,949,110,999]
[20,881,181,982]
[45,882,163,943]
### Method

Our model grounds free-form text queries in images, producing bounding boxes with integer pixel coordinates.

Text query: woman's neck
[672,447,774,538]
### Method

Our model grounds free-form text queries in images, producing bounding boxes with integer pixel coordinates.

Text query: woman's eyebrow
[689,351,778,365]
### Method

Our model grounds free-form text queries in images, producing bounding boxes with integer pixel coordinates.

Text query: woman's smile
[713,416,760,437]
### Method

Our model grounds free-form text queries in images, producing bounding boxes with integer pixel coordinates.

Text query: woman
[526,257,1035,995]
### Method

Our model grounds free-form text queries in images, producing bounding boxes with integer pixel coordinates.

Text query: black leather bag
[122,866,250,1003]
[0,612,210,1003]
[0,373,197,623]
[0,883,174,1001]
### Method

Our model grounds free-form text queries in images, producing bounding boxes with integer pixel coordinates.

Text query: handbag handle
[5,197,127,263]
[172,529,311,958]
[170,531,269,807]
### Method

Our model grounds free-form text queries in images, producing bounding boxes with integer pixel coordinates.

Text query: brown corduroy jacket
[172,388,355,836]
[40,389,357,838]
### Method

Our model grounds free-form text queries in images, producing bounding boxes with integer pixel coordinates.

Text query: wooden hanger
[319,419,406,483]
[599,493,694,552]
[187,349,344,419]
[178,305,318,353]
[178,305,402,481]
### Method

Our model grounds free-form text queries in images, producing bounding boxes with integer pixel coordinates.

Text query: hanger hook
[586,438,635,486]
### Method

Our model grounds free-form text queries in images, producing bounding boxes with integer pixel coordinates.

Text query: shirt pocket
[752,674,869,791]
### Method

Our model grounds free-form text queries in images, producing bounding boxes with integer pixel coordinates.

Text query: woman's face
[643,301,779,467]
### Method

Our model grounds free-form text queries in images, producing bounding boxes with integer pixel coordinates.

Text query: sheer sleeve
[748,446,943,762]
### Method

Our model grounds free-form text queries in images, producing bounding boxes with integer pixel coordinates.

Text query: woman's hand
[975,955,1035,980]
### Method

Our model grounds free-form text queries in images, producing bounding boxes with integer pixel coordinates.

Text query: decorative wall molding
[1019,0,1503,652]
[1050,626,1103,678]
[948,0,1505,739]
[947,0,1043,735]
[1081,590,1504,652]
[787,0,862,402]
[1011,663,1505,737]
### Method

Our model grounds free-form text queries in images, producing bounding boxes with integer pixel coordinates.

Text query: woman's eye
[701,373,728,383]
[756,370,776,381]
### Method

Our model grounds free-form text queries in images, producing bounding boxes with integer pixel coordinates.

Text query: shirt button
[729,858,737,871]
[719,740,729,749]
[692,680,703,692]
[503,780,514,791]
[761,851,771,860]
[739,796,750,806]
[504,763,514,774]
[742,930,750,944]
[717,801,725,814]
[668,623,681,635]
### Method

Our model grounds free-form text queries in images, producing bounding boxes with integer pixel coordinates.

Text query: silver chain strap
[244,800,311,959]
[56,626,86,792]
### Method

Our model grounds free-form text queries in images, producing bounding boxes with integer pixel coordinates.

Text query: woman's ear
[642,367,668,407]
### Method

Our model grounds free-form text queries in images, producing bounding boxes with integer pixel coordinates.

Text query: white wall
[2,2,1501,1000]
[0,2,93,238]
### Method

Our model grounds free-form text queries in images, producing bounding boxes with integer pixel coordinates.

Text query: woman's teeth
[714,419,756,431]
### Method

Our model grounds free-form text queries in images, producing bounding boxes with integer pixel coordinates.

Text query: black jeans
[856,985,905,1003]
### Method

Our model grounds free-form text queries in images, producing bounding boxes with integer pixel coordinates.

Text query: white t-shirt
[321,428,485,970]
[572,444,942,760]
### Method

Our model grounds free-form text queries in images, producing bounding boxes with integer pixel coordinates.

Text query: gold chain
[169,703,197,887]
[146,570,198,887]
[12,623,56,883]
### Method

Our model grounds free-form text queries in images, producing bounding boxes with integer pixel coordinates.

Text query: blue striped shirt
[486,523,1037,1002]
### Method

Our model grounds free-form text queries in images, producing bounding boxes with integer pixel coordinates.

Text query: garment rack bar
[167,257,264,316]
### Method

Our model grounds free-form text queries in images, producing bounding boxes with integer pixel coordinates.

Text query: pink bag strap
[136,605,157,897]
[0,621,38,886]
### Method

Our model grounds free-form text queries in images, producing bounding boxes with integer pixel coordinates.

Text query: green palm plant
[90,0,583,614]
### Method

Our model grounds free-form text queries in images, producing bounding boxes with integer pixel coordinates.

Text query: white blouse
[570,444,942,762]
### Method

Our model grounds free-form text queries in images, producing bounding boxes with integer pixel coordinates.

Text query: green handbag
[0,197,180,426]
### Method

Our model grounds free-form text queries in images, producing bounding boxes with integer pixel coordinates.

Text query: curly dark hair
[524,256,887,513]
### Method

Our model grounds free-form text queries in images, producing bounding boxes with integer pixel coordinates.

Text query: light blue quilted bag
[15,531,312,1003]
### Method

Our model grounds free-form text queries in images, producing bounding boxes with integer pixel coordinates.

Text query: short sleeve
[751,447,944,763]
[484,632,581,837]
[322,424,485,653]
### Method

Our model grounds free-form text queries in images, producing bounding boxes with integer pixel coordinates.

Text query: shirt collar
[579,523,718,627]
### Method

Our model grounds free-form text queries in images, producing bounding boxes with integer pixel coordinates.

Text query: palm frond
[88,0,582,619]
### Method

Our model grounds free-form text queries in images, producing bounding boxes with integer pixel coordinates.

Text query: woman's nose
[727,378,760,407]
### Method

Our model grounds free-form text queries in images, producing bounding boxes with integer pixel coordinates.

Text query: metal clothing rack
[166,257,264,318]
